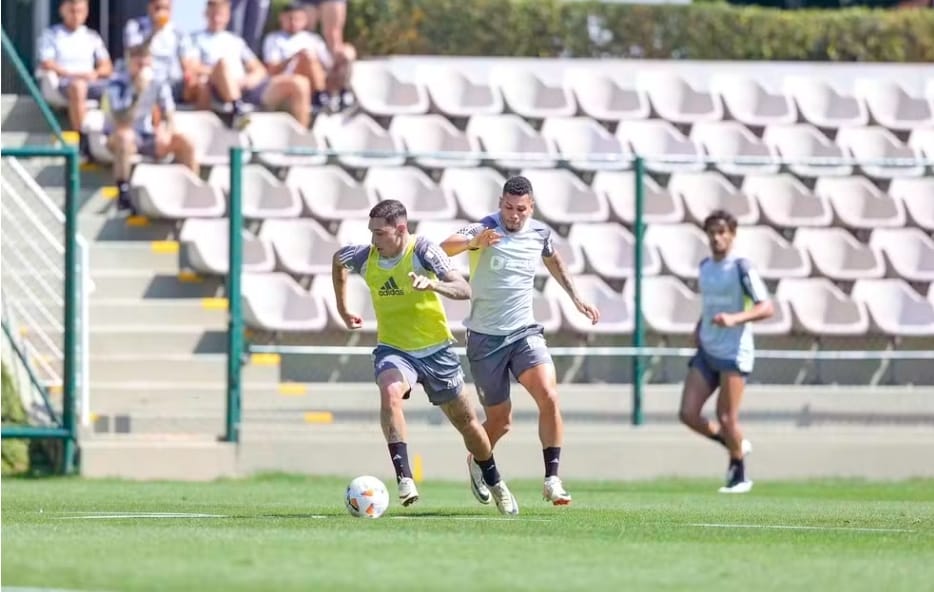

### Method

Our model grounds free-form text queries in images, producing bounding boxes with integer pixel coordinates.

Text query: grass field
[3,475,933,591]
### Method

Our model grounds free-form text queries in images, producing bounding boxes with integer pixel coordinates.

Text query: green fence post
[225,146,244,443]
[631,157,646,426]
[62,147,79,472]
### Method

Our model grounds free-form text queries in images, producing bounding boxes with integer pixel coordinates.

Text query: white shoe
[489,480,519,516]
[467,454,492,505]
[719,480,753,494]
[398,477,419,507]
[741,439,753,456]
[543,476,572,506]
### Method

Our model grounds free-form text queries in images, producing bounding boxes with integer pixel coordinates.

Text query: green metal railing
[1,28,66,144]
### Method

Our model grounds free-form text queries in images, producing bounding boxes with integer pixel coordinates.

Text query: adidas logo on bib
[378,277,405,297]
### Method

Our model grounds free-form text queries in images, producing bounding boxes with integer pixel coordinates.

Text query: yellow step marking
[303,411,333,424]
[59,131,80,146]
[101,186,119,200]
[150,240,179,254]
[80,161,101,172]
[177,271,202,283]
[201,298,228,310]
[278,383,307,396]
[250,353,281,366]
[49,385,63,396]
[413,454,424,484]
[126,215,150,227]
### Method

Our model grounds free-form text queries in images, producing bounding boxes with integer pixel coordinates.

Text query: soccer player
[440,176,600,506]
[679,209,773,494]
[332,199,519,515]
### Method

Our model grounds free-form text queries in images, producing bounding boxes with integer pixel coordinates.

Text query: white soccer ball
[345,475,390,519]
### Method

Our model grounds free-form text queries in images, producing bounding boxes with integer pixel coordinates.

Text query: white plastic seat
[350,61,430,116]
[741,174,833,228]
[491,67,577,119]
[710,74,797,128]
[208,164,303,219]
[540,117,630,171]
[762,124,853,178]
[285,165,373,222]
[690,121,779,177]
[545,275,632,334]
[466,114,557,170]
[179,218,275,275]
[518,169,610,224]
[364,167,457,220]
[413,219,472,276]
[532,289,563,334]
[853,79,934,132]
[793,227,885,281]
[566,69,650,123]
[440,167,505,222]
[668,172,759,225]
[593,171,684,225]
[889,177,934,231]
[616,120,704,174]
[243,272,327,332]
[131,164,225,219]
[310,273,377,332]
[776,278,870,336]
[852,279,934,336]
[637,276,701,335]
[336,219,373,247]
[638,72,723,125]
[245,112,327,168]
[645,223,708,279]
[815,176,907,230]
[259,218,341,276]
[751,297,793,336]
[869,228,934,283]
[783,76,869,130]
[315,113,405,169]
[733,225,811,280]
[173,111,246,166]
[568,222,661,280]
[908,127,934,163]
[416,65,504,117]
[388,114,481,170]
[536,227,585,278]
[836,126,924,179]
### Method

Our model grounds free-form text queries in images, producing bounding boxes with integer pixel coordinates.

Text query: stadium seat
[853,79,934,132]
[259,218,341,276]
[311,273,377,332]
[793,227,885,281]
[615,119,704,174]
[518,169,610,224]
[592,170,684,225]
[536,226,585,278]
[440,167,505,221]
[466,114,557,170]
[388,114,481,170]
[689,121,779,177]
[179,218,275,275]
[851,279,934,336]
[245,112,327,168]
[208,164,303,219]
[336,219,372,247]
[762,124,853,178]
[416,64,504,118]
[815,176,907,229]
[130,164,225,219]
[645,223,708,279]
[491,67,577,119]
[907,127,934,163]
[709,73,797,128]
[868,228,934,283]
[783,76,869,130]
[637,276,701,335]
[315,112,405,169]
[565,69,650,123]
[350,61,430,117]
[733,226,811,280]
[540,117,630,171]
[668,172,760,225]
[532,288,563,334]
[835,126,924,179]
[750,297,793,336]
[545,275,632,334]
[363,167,458,220]
[413,219,472,275]
[173,111,246,167]
[637,72,723,125]
[285,165,373,223]
[567,222,662,280]
[243,272,328,332]
[889,177,934,231]
[741,174,834,229]
[776,278,870,336]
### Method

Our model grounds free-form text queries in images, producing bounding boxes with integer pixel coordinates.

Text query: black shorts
[300,0,346,5]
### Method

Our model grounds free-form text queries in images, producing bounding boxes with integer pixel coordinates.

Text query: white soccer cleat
[489,480,519,516]
[718,480,754,494]
[398,477,419,507]
[543,476,572,506]
[741,439,753,456]
[466,454,492,505]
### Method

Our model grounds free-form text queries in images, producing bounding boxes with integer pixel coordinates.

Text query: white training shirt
[261,30,332,70]
[37,24,110,73]
[191,29,257,81]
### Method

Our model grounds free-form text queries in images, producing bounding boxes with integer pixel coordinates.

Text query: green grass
[3,476,933,591]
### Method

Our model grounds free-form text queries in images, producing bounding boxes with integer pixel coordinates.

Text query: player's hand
[469,229,502,250]
[340,311,363,330]
[575,300,600,325]
[408,271,435,292]
[713,313,738,328]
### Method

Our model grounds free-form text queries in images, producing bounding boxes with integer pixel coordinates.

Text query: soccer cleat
[466,454,492,505]
[719,480,754,494]
[543,476,572,506]
[741,438,753,456]
[398,477,419,507]
[489,480,519,516]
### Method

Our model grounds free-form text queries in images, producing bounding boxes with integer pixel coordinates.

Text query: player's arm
[714,260,774,327]
[331,245,367,329]
[542,251,599,324]
[440,221,500,256]
[411,239,471,300]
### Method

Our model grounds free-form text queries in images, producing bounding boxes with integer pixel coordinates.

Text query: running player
[333,199,518,515]
[679,209,773,494]
[440,176,600,506]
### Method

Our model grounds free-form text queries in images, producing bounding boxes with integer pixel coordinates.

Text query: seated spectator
[261,2,331,113]
[192,0,311,127]
[124,0,199,105]
[300,0,356,111]
[36,0,113,132]
[103,43,197,212]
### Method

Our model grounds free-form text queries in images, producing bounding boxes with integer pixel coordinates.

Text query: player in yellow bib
[332,200,519,515]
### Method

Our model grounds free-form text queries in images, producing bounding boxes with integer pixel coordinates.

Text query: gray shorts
[467,325,553,407]
[58,78,107,100]
[688,347,749,391]
[373,345,464,406]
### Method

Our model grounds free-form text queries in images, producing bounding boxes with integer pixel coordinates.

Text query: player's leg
[679,353,723,444]
[153,127,198,173]
[716,371,752,493]
[319,0,347,51]
[64,78,89,131]
[107,124,138,212]
[260,74,311,127]
[288,50,329,112]
[373,348,419,505]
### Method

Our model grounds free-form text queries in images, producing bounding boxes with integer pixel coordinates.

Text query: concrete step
[81,214,178,242]
[1,96,58,133]
[80,437,237,481]
[90,243,182,273]
[90,272,224,299]
[90,329,227,355]
[0,131,58,147]
[89,354,280,383]
[87,300,228,326]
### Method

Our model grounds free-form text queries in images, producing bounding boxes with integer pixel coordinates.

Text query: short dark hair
[369,199,408,226]
[282,1,305,11]
[503,176,533,198]
[703,209,738,232]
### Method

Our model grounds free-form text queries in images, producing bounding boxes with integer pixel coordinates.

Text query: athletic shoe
[398,477,419,507]
[742,438,753,456]
[543,476,572,506]
[489,480,519,516]
[466,453,491,505]
[718,480,753,494]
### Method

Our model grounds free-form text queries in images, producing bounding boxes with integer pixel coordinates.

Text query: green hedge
[1,363,29,475]
[271,0,934,62]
